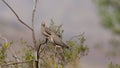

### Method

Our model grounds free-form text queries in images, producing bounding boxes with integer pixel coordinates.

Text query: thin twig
[32,0,38,24]
[70,32,84,40]
[9,45,20,62]
[2,0,33,31]
[31,0,38,49]
[0,60,34,66]
[37,41,46,59]
[39,46,46,54]
[0,34,21,68]
[37,39,48,55]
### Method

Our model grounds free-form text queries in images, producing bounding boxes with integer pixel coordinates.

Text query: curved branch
[2,0,33,31]
[35,40,47,68]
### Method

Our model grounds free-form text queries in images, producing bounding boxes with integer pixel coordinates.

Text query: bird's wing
[52,34,68,48]
[41,26,50,37]
[45,27,52,35]
[46,27,62,38]
[45,27,58,35]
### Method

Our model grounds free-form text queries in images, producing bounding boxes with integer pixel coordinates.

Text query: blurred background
[0,0,120,68]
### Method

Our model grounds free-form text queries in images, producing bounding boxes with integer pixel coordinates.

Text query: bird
[41,21,61,43]
[41,21,51,43]
[49,31,69,56]
[41,21,69,53]
[49,31,69,49]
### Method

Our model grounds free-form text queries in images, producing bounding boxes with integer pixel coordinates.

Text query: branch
[70,32,84,40]
[35,40,47,68]
[31,0,38,49]
[39,46,46,54]
[9,46,20,62]
[35,41,46,68]
[37,41,46,59]
[2,0,33,31]
[37,39,48,55]
[0,34,21,68]
[0,60,34,67]
[32,0,38,24]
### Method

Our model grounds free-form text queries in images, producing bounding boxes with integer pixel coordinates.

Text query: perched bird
[49,31,69,49]
[41,22,50,38]
[41,21,60,43]
[41,21,69,52]
[41,21,51,43]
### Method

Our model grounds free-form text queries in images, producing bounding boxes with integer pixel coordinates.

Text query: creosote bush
[0,21,89,68]
[38,21,89,68]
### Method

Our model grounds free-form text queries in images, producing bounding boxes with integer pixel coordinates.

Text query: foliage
[49,19,64,38]
[0,47,6,64]
[105,38,120,58]
[39,20,89,68]
[0,41,11,64]
[94,0,120,68]
[94,0,120,35]
[0,21,89,68]
[22,49,35,61]
[22,49,35,68]
[108,62,120,68]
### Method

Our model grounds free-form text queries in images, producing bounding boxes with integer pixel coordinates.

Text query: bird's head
[41,21,46,27]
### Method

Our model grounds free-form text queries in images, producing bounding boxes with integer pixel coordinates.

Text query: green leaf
[3,43,9,48]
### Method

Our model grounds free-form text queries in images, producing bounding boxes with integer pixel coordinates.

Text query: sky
[0,0,119,68]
